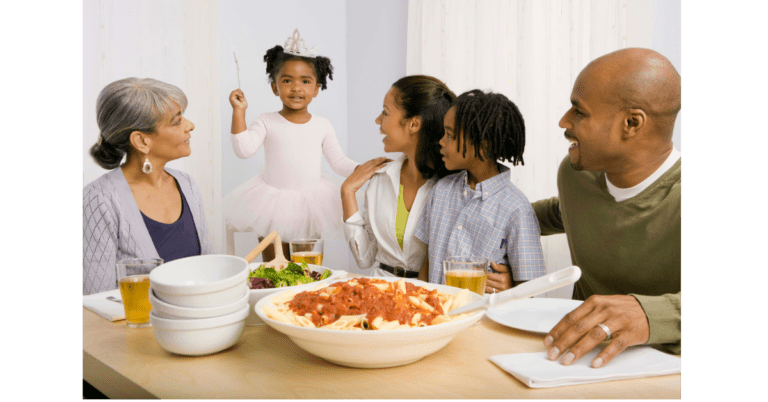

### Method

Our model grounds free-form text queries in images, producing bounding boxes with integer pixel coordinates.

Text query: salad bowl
[245,263,346,325]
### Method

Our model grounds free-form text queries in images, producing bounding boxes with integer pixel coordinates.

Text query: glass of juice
[116,258,163,328]
[289,239,324,266]
[443,256,489,296]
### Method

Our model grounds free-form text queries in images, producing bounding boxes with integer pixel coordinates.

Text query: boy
[415,90,546,291]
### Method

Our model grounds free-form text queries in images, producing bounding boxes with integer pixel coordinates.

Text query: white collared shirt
[343,154,436,276]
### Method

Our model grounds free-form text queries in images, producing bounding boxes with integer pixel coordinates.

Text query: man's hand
[543,294,650,368]
[486,262,512,293]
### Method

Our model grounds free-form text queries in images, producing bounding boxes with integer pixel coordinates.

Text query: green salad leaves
[247,262,331,289]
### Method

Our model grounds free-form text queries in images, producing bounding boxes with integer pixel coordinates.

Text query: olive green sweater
[533,156,681,354]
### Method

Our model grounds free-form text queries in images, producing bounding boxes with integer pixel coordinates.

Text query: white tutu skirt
[223,174,343,242]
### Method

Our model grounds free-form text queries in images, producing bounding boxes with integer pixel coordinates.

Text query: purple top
[140,180,201,263]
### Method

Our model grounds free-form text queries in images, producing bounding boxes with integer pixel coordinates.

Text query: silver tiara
[284,29,317,58]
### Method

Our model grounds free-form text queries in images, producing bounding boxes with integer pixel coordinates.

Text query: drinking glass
[443,255,489,296]
[116,258,163,328]
[289,239,324,266]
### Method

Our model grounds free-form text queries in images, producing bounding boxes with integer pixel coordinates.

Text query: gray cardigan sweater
[83,168,214,295]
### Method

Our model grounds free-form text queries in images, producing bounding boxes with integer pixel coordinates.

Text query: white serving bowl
[254,277,484,368]
[149,287,249,319]
[149,303,249,356]
[245,264,346,325]
[149,255,249,308]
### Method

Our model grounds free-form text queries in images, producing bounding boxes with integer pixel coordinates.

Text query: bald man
[532,48,681,368]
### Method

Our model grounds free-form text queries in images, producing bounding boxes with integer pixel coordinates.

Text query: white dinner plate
[485,298,583,334]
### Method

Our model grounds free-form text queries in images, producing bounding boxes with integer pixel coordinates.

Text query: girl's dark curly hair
[264,45,333,90]
[391,75,457,179]
[451,89,526,166]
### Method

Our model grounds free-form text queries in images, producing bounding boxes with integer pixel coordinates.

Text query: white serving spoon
[447,266,581,316]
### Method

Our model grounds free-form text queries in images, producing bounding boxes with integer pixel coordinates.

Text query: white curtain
[407,0,628,297]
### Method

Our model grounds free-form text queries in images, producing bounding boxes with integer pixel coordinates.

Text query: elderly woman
[341,75,456,279]
[83,77,213,295]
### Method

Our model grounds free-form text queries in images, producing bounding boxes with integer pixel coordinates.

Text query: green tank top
[396,184,409,250]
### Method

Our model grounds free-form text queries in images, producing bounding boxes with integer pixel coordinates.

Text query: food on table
[248,262,331,289]
[263,278,474,329]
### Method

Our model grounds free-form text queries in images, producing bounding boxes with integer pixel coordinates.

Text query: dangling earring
[142,156,153,174]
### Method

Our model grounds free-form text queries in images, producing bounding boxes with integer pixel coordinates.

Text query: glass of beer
[116,258,163,328]
[289,239,324,266]
[443,256,489,296]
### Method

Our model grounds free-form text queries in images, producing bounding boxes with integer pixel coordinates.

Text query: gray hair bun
[89,77,187,169]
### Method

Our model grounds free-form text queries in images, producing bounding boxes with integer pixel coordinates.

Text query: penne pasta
[370,316,384,330]
[377,320,400,330]
[272,291,298,305]
[263,278,477,330]
[295,315,316,328]
[275,303,290,313]
[372,283,389,291]
[396,279,406,294]
[441,296,454,313]
[265,308,297,325]
[411,313,422,325]
[408,296,434,312]
[431,315,452,325]
[450,289,470,311]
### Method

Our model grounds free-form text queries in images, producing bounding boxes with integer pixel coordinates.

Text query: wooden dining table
[83,276,681,399]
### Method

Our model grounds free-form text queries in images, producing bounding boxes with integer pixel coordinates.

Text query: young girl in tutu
[225,30,358,258]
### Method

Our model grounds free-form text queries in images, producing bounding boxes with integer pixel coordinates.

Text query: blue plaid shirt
[415,166,546,285]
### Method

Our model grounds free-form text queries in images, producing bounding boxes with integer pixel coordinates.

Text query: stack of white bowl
[148,255,250,356]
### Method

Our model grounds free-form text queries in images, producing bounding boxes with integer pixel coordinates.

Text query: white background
[80,0,682,280]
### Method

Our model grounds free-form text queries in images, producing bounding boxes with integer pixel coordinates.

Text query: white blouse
[343,154,436,276]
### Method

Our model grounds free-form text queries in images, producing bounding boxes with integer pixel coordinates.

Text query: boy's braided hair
[452,89,526,166]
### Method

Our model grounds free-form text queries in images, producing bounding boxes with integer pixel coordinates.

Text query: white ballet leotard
[224,112,358,243]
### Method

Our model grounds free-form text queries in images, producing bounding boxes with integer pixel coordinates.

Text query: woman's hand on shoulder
[229,89,248,111]
[341,157,391,195]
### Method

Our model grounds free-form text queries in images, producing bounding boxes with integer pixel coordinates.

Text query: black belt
[379,263,419,278]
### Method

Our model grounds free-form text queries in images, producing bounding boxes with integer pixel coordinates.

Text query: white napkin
[490,346,680,388]
[83,289,125,321]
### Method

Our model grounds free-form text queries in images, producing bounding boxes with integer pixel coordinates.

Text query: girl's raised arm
[229,89,248,134]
